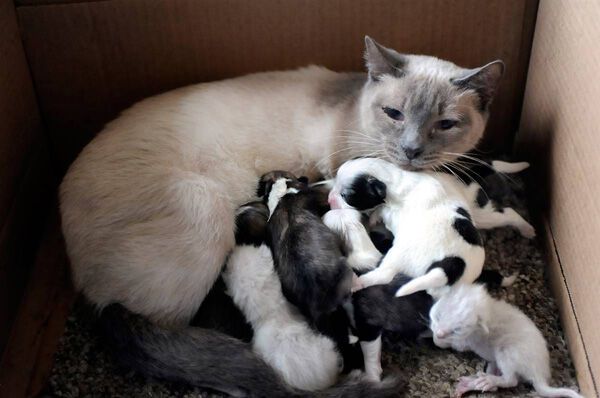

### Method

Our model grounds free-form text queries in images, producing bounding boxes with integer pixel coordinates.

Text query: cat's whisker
[441,159,494,201]
[437,155,480,180]
[441,152,496,171]
[312,146,359,170]
[340,140,380,146]
[337,135,382,146]
[312,145,384,173]
[440,163,462,184]
[335,129,379,141]
[451,155,520,185]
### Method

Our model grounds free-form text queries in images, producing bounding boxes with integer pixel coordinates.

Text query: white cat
[59,36,504,392]
[430,284,584,398]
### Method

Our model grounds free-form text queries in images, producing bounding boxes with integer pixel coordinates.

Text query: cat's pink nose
[435,330,450,339]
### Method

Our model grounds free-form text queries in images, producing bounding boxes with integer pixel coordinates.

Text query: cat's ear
[364,36,407,81]
[451,60,505,111]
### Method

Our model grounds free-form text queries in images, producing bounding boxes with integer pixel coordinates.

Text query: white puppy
[222,204,341,391]
[429,284,583,398]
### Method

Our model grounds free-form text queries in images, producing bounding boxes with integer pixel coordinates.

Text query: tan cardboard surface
[17,0,537,171]
[517,1,600,396]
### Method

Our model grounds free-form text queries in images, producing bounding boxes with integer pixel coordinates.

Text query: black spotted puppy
[348,275,433,381]
[328,157,534,298]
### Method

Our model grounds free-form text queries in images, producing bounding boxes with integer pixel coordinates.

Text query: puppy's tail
[491,160,530,174]
[394,268,448,297]
[475,270,518,290]
[532,381,584,398]
[98,303,404,397]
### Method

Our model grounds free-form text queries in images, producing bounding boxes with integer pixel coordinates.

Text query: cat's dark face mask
[361,37,504,171]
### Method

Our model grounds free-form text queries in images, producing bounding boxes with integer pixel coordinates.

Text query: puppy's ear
[235,202,269,246]
[257,179,274,199]
[368,177,387,200]
[257,180,267,197]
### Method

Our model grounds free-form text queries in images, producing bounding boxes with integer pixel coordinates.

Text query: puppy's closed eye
[367,177,386,200]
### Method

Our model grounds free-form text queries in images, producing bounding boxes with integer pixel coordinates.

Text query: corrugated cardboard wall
[516,2,600,397]
[16,0,537,172]
[0,0,53,353]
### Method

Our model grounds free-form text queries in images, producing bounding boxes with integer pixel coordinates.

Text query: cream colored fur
[60,40,496,326]
[60,67,352,325]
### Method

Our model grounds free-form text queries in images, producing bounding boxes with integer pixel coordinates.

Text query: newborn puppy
[429,284,583,398]
[326,207,516,290]
[329,157,533,297]
[259,171,361,371]
[349,275,433,381]
[323,208,509,382]
[222,201,342,391]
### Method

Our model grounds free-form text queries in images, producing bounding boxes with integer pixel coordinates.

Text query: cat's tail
[98,303,404,398]
[532,380,584,398]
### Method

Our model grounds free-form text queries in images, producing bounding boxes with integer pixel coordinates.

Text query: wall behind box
[16,0,538,172]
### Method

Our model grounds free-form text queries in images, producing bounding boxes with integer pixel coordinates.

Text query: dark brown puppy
[258,171,361,371]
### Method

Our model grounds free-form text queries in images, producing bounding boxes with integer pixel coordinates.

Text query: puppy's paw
[351,273,364,292]
[357,271,389,289]
[364,365,383,382]
[473,374,499,392]
[519,222,536,239]
[455,376,478,397]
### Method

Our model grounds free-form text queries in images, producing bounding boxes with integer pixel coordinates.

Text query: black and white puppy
[348,275,433,381]
[328,158,533,298]
[261,171,437,382]
[258,171,361,371]
[323,206,512,382]
[222,201,343,391]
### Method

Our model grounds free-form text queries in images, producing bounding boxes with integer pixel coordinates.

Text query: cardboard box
[0,0,597,396]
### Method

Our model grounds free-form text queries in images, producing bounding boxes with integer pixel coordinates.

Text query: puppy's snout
[328,191,341,209]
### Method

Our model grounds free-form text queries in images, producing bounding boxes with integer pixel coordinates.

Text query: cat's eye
[437,119,458,130]
[382,107,404,121]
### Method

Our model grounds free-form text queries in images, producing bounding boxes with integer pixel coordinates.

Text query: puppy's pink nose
[328,191,341,209]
